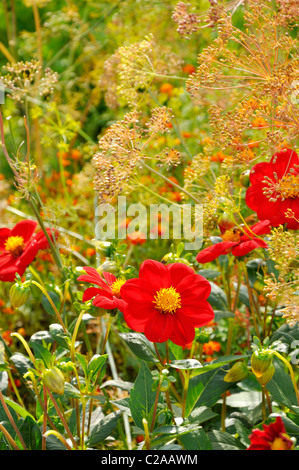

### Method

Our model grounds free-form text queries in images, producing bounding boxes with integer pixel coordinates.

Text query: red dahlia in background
[119,259,214,347]
[0,220,55,282]
[247,416,294,450]
[245,148,299,230]
[77,266,127,311]
[196,220,271,263]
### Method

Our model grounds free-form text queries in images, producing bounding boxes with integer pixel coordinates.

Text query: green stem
[0,422,21,450]
[0,388,27,450]
[31,281,67,334]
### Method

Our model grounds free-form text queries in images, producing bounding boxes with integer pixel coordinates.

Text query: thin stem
[100,315,113,355]
[44,386,79,449]
[31,281,67,334]
[0,388,27,450]
[0,422,21,450]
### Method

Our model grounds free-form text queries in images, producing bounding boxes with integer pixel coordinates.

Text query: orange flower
[251,117,268,128]
[2,330,12,345]
[202,340,221,356]
[182,64,196,75]
[127,231,147,245]
[160,83,174,96]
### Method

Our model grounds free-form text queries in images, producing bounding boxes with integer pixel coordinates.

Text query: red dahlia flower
[77,266,127,311]
[119,259,214,347]
[196,220,271,264]
[245,148,299,230]
[248,416,294,450]
[0,220,55,282]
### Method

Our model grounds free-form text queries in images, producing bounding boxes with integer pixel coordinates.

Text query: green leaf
[87,354,108,382]
[198,269,221,280]
[49,323,70,350]
[87,411,121,446]
[207,282,228,310]
[19,415,42,450]
[29,341,52,368]
[3,396,35,420]
[208,430,247,450]
[129,361,158,429]
[119,332,159,363]
[179,427,212,450]
[41,291,61,316]
[266,359,299,412]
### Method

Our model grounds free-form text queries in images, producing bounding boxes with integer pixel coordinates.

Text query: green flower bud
[256,363,275,386]
[161,253,176,264]
[43,367,65,395]
[217,212,235,234]
[97,259,119,276]
[10,283,31,309]
[96,241,112,257]
[251,350,274,378]
[197,330,210,344]
[240,170,250,188]
[224,361,249,383]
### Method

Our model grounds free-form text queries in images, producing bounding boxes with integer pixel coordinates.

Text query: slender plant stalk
[0,422,21,450]
[0,388,27,450]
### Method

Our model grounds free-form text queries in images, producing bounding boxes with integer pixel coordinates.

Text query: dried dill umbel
[0,60,58,102]
[186,1,299,162]
[93,107,179,203]
[99,36,182,109]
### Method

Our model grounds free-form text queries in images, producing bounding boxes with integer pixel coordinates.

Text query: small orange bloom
[160,83,174,96]
[182,64,196,75]
[2,330,12,345]
[127,231,147,245]
[202,340,221,356]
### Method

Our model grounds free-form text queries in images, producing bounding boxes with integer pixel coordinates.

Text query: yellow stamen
[221,228,242,243]
[270,436,293,450]
[111,278,126,297]
[4,236,25,257]
[277,174,299,200]
[153,286,181,314]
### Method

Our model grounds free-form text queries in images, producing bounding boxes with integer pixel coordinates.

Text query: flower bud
[217,212,235,234]
[96,241,112,257]
[197,330,210,344]
[224,361,248,383]
[43,367,65,395]
[97,259,119,276]
[10,283,31,309]
[251,350,274,378]
[256,363,275,386]
[240,170,250,188]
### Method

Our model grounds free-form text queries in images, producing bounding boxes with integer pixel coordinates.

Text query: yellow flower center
[221,228,242,243]
[263,173,299,201]
[4,236,25,257]
[277,174,299,200]
[111,278,126,297]
[153,286,181,314]
[270,436,293,450]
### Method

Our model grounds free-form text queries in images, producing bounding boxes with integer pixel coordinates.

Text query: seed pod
[43,367,65,395]
[224,361,248,383]
[10,283,31,309]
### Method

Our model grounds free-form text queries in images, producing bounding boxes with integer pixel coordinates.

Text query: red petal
[82,287,102,301]
[177,274,211,300]
[11,220,37,243]
[196,241,238,263]
[231,238,268,257]
[169,311,195,347]
[270,148,299,178]
[139,259,171,292]
[77,266,111,293]
[120,278,154,303]
[103,272,117,286]
[179,302,214,327]
[144,310,175,343]
[166,263,195,287]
